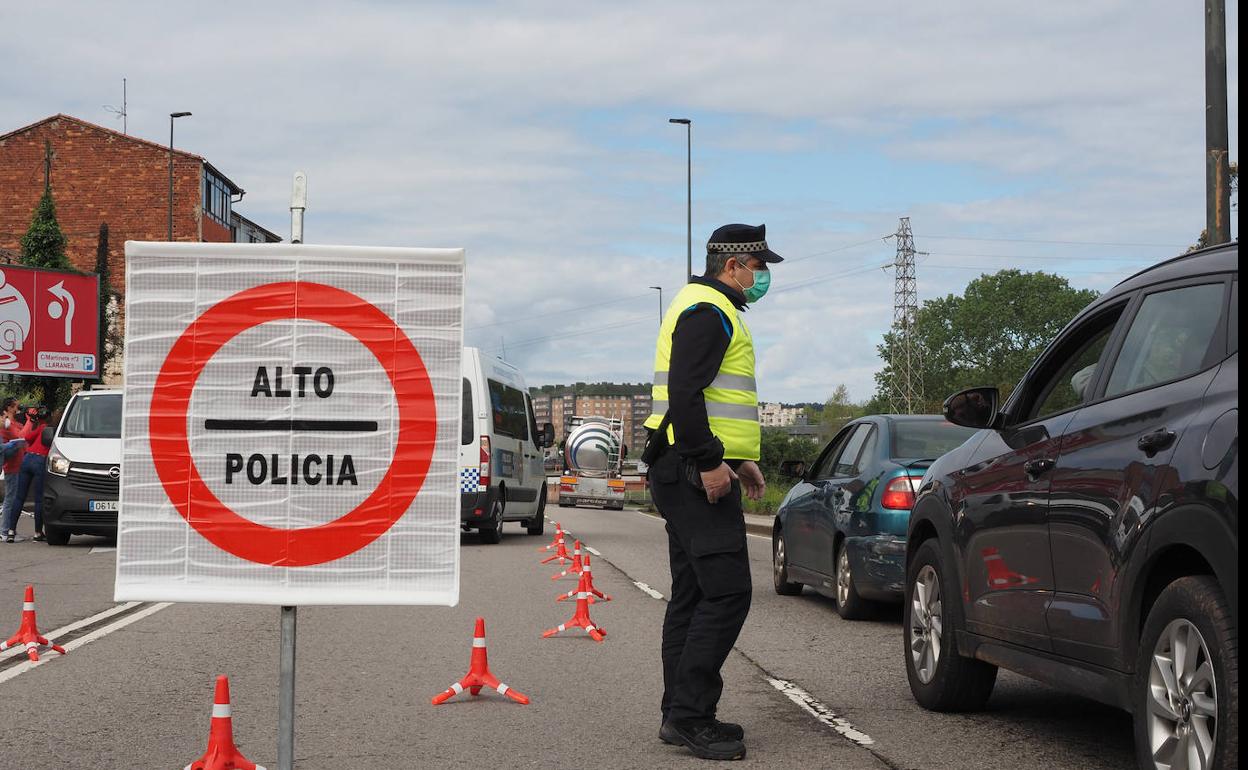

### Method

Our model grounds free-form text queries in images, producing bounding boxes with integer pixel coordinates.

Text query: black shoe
[32,532,46,542]
[659,720,746,760]
[660,719,744,743]
[4,530,14,543]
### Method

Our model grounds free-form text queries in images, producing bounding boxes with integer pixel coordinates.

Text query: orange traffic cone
[0,585,66,662]
[540,535,572,565]
[538,523,565,552]
[432,617,530,705]
[557,552,611,604]
[184,675,265,770]
[550,540,586,580]
[543,572,606,642]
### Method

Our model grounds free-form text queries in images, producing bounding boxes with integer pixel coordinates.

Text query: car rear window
[59,393,123,439]
[890,421,976,460]
[461,378,473,445]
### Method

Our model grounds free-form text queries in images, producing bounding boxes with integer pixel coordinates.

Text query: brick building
[0,114,278,294]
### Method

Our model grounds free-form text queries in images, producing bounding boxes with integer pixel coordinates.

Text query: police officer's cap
[706,223,783,263]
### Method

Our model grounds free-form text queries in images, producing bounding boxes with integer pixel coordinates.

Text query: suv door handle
[1023,458,1055,480]
[1137,429,1176,457]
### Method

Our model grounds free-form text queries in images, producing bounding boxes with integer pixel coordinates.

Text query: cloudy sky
[2,1,1238,403]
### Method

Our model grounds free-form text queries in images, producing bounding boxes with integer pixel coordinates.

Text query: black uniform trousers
[649,447,752,726]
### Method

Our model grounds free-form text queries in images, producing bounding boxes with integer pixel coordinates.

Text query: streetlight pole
[168,112,191,241]
[669,118,691,282]
[649,285,663,324]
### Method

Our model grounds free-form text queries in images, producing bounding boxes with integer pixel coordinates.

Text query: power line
[924,251,1152,262]
[478,313,656,353]
[918,234,1186,249]
[467,291,653,331]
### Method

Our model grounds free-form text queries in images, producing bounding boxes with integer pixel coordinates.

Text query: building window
[202,170,233,226]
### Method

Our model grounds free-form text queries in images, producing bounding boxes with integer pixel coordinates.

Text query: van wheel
[904,539,997,711]
[43,526,70,546]
[1134,576,1236,770]
[480,499,504,544]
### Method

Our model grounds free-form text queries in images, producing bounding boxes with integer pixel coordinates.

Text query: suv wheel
[480,498,504,544]
[43,525,70,547]
[525,489,546,536]
[904,539,997,711]
[772,529,802,596]
[835,540,870,620]
[1135,576,1236,770]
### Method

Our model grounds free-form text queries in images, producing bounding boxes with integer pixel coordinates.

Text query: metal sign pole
[277,170,308,770]
[278,605,297,769]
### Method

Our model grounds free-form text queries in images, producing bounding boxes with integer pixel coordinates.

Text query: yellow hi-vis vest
[643,283,760,461]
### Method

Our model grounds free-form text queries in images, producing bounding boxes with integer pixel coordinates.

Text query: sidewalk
[630,506,774,537]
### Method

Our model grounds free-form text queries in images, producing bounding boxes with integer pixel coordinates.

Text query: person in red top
[1,397,28,542]
[7,404,50,543]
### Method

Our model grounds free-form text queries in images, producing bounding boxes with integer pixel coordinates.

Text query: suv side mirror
[943,387,1001,429]
[779,459,807,480]
[540,422,555,448]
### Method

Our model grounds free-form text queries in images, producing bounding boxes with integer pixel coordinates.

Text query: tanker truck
[558,416,626,510]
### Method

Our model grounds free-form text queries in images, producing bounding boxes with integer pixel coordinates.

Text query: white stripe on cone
[496,683,509,695]
[472,638,487,648]
[212,704,231,718]
[23,603,35,611]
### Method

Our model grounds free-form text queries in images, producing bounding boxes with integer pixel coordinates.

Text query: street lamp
[168,111,192,241]
[668,118,691,283]
[649,285,664,324]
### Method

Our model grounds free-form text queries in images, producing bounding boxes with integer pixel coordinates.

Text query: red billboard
[0,264,100,378]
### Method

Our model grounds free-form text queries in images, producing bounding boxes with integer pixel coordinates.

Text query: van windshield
[59,393,123,439]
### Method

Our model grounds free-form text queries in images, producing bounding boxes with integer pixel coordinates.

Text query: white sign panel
[116,242,463,606]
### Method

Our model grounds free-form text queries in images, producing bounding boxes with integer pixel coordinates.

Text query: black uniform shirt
[667,276,748,472]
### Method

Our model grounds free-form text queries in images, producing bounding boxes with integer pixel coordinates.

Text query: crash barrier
[0,585,66,662]
[431,617,530,706]
[184,675,266,770]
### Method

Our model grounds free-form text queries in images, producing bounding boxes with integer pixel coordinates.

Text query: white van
[43,388,123,546]
[460,347,554,543]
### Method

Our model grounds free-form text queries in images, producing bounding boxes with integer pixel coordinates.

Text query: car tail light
[479,436,491,488]
[607,479,625,489]
[881,476,921,510]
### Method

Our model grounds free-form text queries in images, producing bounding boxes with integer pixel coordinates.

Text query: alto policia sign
[115,242,464,606]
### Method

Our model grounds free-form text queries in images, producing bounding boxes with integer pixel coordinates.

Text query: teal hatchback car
[772,415,975,619]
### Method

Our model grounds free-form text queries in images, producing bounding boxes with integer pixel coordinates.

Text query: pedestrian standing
[643,223,782,761]
[11,405,51,542]
[1,397,28,543]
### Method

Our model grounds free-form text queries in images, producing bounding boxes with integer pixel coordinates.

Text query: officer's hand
[700,462,737,504]
[737,461,766,501]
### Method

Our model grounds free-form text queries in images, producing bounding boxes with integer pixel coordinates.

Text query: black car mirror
[540,422,556,448]
[779,460,807,480]
[943,387,1001,429]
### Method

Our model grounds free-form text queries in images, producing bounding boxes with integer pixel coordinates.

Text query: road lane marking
[585,546,602,556]
[766,677,875,747]
[89,547,116,553]
[0,601,143,662]
[632,581,664,600]
[0,603,171,684]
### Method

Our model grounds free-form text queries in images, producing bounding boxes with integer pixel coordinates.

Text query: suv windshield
[891,420,976,460]
[59,393,123,439]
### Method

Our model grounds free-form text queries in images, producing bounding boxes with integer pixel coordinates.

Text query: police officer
[644,223,781,761]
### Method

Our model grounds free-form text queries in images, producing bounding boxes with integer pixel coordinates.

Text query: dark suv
[904,243,1237,770]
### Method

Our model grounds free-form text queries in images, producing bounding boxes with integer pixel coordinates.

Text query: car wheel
[904,538,997,711]
[525,490,546,536]
[835,540,870,620]
[43,525,70,546]
[772,529,802,596]
[480,498,504,544]
[1134,576,1237,770]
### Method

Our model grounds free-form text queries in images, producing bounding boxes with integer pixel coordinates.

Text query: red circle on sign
[149,281,436,567]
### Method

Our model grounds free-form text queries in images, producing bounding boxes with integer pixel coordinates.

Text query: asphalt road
[0,505,1136,769]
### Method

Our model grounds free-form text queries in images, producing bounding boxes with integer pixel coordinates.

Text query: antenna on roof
[104,77,127,134]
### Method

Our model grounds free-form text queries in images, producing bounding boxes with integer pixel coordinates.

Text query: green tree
[873,270,1099,411]
[821,383,866,435]
[20,189,70,270]
[758,427,820,480]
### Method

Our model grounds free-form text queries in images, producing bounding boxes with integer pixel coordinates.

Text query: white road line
[0,601,142,662]
[0,603,171,684]
[767,677,875,747]
[632,581,664,600]
[89,546,116,553]
[585,546,602,556]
